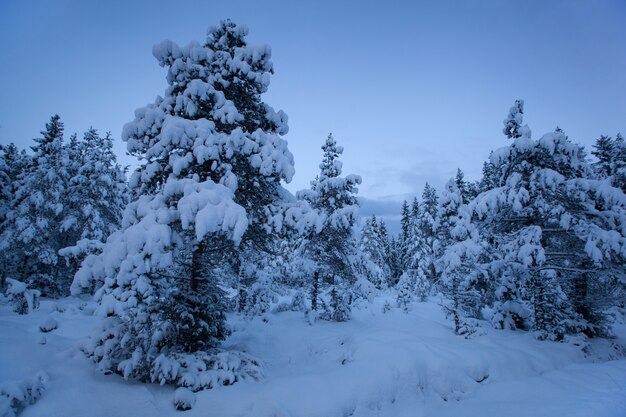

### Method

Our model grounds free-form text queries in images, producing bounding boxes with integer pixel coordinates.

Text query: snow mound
[172,387,195,411]
[0,371,47,417]
[38,317,58,333]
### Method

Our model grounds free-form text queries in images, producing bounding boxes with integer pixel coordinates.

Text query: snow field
[2,295,625,417]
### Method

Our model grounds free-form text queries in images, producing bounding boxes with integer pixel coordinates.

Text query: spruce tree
[591,135,615,178]
[1,115,71,296]
[502,99,531,140]
[436,178,484,334]
[408,183,439,288]
[297,133,361,285]
[359,215,390,288]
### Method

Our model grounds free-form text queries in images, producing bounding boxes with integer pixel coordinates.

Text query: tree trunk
[190,239,206,292]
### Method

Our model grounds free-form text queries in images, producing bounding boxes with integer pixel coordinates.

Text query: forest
[1,19,625,417]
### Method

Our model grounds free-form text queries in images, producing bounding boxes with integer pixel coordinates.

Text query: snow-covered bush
[3,278,40,315]
[173,387,195,411]
[38,317,58,333]
[319,286,351,322]
[151,350,262,392]
[396,272,414,312]
[0,372,47,417]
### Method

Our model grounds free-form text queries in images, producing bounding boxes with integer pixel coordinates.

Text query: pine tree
[502,99,531,140]
[61,128,129,279]
[611,133,626,192]
[0,144,30,289]
[328,286,351,322]
[76,20,294,385]
[479,155,499,192]
[591,135,615,178]
[359,215,390,288]
[454,168,471,204]
[395,273,412,311]
[408,183,439,288]
[297,133,361,285]
[1,115,72,296]
[436,178,484,334]
[470,104,626,338]
[402,197,421,271]
[398,200,411,271]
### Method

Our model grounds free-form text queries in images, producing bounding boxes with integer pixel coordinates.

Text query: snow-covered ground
[1,296,625,417]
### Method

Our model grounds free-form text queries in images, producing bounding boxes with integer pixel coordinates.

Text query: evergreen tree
[75,20,295,386]
[396,271,414,311]
[408,183,439,288]
[328,286,351,322]
[358,215,390,288]
[0,143,30,289]
[479,155,499,192]
[591,135,615,178]
[611,133,626,192]
[436,178,485,334]
[61,128,129,278]
[402,197,421,271]
[297,133,361,285]
[1,115,72,296]
[502,99,531,140]
[400,200,410,241]
[398,200,412,271]
[454,168,471,204]
[470,105,626,338]
[387,236,404,285]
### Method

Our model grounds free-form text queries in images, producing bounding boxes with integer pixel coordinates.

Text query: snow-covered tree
[471,108,626,338]
[0,144,30,289]
[359,215,390,288]
[59,128,129,277]
[613,133,626,192]
[74,20,294,386]
[591,135,615,178]
[1,115,72,296]
[502,99,531,140]
[398,200,411,270]
[297,133,361,286]
[454,168,472,205]
[435,178,485,335]
[479,155,499,192]
[591,133,626,192]
[408,182,439,288]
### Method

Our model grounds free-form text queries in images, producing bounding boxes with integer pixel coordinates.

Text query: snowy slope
[1,296,625,417]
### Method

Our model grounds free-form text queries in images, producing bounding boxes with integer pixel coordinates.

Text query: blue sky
[1,0,625,232]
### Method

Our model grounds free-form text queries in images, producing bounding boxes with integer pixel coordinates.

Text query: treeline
[1,20,625,392]
[357,100,626,340]
[0,116,129,296]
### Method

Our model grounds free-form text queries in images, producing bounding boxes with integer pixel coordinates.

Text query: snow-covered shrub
[0,371,47,417]
[319,287,351,322]
[4,278,40,315]
[272,290,309,313]
[396,272,414,312]
[350,276,377,305]
[173,387,195,411]
[152,350,262,391]
[415,273,431,302]
[38,317,58,333]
